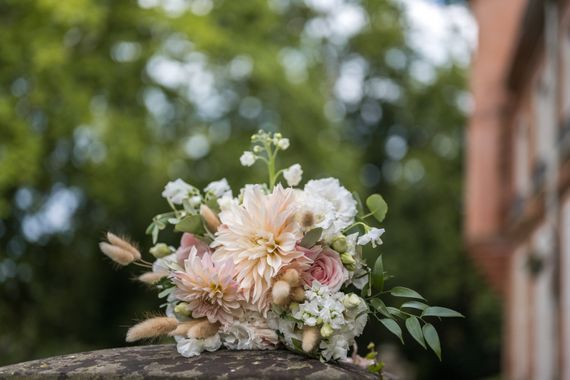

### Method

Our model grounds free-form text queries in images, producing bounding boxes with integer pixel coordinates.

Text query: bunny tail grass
[106,232,141,260]
[125,317,178,342]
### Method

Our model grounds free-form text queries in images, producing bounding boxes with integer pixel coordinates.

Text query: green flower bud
[340,252,356,265]
[316,317,323,325]
[320,323,334,338]
[343,293,362,309]
[174,302,191,317]
[149,243,172,258]
[332,236,348,253]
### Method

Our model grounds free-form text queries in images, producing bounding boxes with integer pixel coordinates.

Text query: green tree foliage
[0,0,500,378]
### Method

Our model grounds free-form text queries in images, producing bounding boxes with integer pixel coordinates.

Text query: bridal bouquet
[99,131,462,371]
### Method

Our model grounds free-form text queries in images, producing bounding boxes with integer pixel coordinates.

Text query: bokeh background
[0,0,501,379]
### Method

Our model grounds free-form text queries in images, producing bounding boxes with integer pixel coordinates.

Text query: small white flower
[283,164,303,186]
[204,178,232,198]
[176,334,222,357]
[189,195,202,207]
[162,179,194,205]
[277,138,290,150]
[240,151,256,167]
[357,227,385,248]
[217,194,238,211]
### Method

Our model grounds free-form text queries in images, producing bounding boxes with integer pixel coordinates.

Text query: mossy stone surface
[0,344,376,379]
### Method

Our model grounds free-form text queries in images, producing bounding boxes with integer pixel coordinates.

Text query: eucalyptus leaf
[300,227,323,248]
[366,194,388,223]
[387,306,407,319]
[371,254,384,291]
[379,318,403,344]
[175,214,204,234]
[422,306,464,318]
[401,301,429,311]
[422,323,442,360]
[370,298,391,318]
[405,316,426,349]
[390,286,426,301]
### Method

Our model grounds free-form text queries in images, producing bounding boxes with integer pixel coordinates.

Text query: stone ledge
[0,344,376,379]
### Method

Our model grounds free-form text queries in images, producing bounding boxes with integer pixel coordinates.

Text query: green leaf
[387,307,407,319]
[422,306,464,318]
[370,298,391,318]
[379,318,403,344]
[401,301,429,311]
[371,254,384,291]
[151,225,159,244]
[390,286,426,301]
[366,194,388,223]
[291,338,302,351]
[300,227,323,248]
[423,323,442,361]
[405,316,426,349]
[175,214,204,234]
[158,287,173,299]
[205,196,220,213]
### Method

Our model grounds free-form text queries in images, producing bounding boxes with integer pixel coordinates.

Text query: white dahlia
[212,185,303,307]
[172,248,244,325]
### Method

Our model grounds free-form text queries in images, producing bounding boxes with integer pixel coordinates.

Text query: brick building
[467,0,570,378]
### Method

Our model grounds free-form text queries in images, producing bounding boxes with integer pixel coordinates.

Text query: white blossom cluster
[275,282,368,362]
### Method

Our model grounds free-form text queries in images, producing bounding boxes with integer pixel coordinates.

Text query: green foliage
[371,254,384,291]
[366,194,388,223]
[300,228,323,249]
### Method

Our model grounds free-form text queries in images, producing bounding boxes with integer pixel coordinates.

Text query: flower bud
[174,302,191,317]
[200,204,221,232]
[320,323,334,338]
[290,287,305,303]
[332,236,348,253]
[149,243,171,258]
[340,252,356,265]
[343,293,362,309]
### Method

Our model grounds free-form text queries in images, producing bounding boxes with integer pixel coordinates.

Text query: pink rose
[302,246,348,292]
[176,233,211,266]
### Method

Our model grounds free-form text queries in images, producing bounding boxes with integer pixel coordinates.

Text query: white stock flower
[301,178,357,240]
[320,334,349,361]
[204,178,232,198]
[267,311,303,349]
[283,164,303,186]
[240,151,256,166]
[357,227,385,248]
[176,334,222,357]
[292,282,347,330]
[162,179,194,205]
[277,138,290,150]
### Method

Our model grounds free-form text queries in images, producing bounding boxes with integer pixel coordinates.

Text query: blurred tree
[0,0,500,378]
